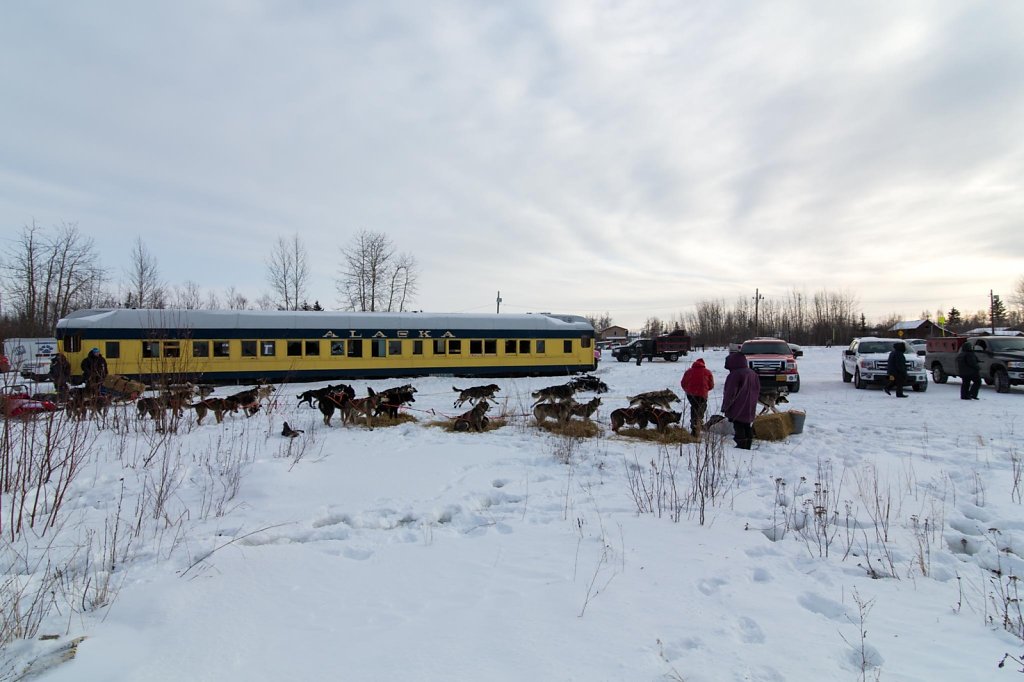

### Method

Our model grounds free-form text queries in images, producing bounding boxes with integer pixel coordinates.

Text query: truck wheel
[790,378,800,393]
[665,353,679,362]
[616,355,628,363]
[931,364,948,384]
[913,381,927,392]
[855,370,866,389]
[842,366,852,383]
[995,369,1011,394]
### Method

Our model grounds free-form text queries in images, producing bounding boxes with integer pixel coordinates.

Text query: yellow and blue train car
[56,308,597,384]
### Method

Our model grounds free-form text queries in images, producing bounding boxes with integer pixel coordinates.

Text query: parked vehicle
[906,338,927,355]
[739,337,800,392]
[2,338,58,376]
[842,337,928,392]
[788,343,804,357]
[926,335,1024,393]
[611,330,691,362]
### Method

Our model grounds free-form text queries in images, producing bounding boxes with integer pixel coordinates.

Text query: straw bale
[753,412,792,441]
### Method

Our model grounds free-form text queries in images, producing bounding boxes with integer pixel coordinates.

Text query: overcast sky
[2,1,1022,329]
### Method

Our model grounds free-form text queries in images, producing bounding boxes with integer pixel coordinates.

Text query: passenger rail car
[56,309,597,384]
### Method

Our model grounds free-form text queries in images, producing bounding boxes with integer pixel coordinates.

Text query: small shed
[599,325,629,343]
[886,319,951,339]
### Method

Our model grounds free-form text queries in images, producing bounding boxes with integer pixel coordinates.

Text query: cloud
[1,1,1021,328]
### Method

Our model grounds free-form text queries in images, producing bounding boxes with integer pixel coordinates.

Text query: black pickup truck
[926,335,1024,393]
[611,331,691,362]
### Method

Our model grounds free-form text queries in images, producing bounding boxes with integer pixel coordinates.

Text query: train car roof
[56,308,594,332]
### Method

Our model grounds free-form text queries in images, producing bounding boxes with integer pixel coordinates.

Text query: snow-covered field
[3,347,1023,681]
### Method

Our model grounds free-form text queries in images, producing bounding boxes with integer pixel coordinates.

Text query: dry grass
[614,426,699,444]
[534,419,601,438]
[753,412,793,441]
[371,413,419,428]
[427,417,509,432]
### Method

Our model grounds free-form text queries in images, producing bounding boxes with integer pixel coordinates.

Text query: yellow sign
[897,330,904,337]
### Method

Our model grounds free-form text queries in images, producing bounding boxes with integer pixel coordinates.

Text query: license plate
[776,374,788,382]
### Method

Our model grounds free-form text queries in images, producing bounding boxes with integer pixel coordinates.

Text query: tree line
[0,221,418,338]
[587,282,1024,347]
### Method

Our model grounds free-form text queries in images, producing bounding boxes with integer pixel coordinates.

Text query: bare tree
[0,220,107,334]
[254,293,276,310]
[266,234,310,311]
[224,286,248,310]
[337,230,418,312]
[124,237,165,308]
[174,280,204,309]
[1011,275,1024,316]
[586,312,614,331]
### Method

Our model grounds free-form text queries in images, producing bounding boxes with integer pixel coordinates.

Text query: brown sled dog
[453,384,501,408]
[454,400,491,432]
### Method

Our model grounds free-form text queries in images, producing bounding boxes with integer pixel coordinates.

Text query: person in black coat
[49,353,72,397]
[956,343,981,400]
[81,347,108,392]
[884,341,909,397]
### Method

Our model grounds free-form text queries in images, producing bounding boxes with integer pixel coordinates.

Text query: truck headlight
[1008,361,1024,369]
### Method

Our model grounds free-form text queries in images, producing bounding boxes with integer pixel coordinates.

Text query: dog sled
[1,384,58,417]
[101,374,147,400]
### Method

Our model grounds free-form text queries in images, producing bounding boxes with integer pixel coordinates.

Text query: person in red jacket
[681,358,715,436]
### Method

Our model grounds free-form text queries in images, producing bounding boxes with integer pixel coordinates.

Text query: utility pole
[496,291,502,314]
[753,288,764,336]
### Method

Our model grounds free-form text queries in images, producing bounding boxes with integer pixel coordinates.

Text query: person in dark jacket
[884,342,909,397]
[722,351,760,449]
[681,358,715,436]
[81,347,108,392]
[50,353,72,397]
[956,343,981,400]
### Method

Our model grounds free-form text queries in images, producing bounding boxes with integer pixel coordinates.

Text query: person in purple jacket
[722,351,760,449]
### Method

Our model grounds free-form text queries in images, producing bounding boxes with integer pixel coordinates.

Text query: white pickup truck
[841,337,928,392]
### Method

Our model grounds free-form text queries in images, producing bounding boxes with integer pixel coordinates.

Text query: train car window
[371,340,385,358]
[330,341,345,356]
[142,341,160,358]
[65,335,82,353]
[536,340,546,354]
[582,337,592,348]
[484,340,496,355]
[305,341,320,356]
[563,340,572,354]
[413,340,423,355]
[105,341,120,359]
[519,340,531,354]
[347,340,364,358]
[470,340,483,354]
[448,339,462,354]
[433,339,446,355]
[388,340,402,355]
[164,341,181,358]
[504,340,517,354]
[241,341,257,357]
[261,341,276,357]
[287,341,303,357]
[213,341,231,358]
[193,341,210,358]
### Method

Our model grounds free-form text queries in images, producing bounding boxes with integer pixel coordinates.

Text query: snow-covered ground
[3,347,1023,681]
